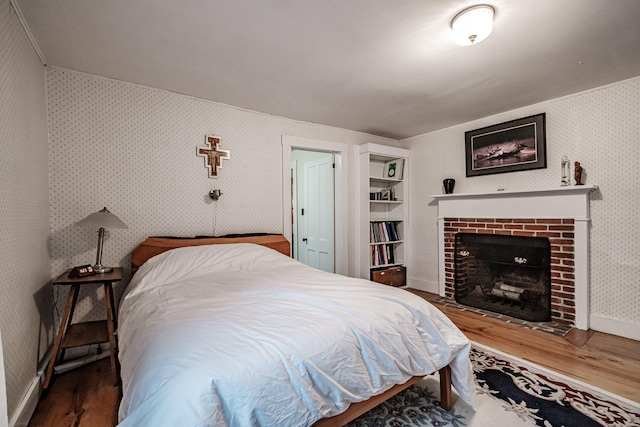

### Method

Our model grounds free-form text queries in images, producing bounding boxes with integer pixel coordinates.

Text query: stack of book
[370,221,399,243]
[372,244,395,266]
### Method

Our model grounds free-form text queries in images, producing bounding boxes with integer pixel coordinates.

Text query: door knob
[302,238,308,243]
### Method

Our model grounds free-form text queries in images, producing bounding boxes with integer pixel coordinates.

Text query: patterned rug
[347,345,640,427]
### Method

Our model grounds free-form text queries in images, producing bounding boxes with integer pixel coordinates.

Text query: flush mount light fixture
[451,5,495,46]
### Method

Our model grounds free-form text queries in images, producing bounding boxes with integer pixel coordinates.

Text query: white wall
[0,1,51,424]
[0,329,6,427]
[404,76,640,340]
[45,67,398,325]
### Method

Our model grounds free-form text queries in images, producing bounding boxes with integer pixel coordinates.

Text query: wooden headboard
[131,234,290,273]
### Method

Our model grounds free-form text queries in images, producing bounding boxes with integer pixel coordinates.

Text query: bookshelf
[358,143,409,285]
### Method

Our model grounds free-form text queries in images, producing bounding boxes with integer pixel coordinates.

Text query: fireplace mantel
[432,184,598,330]
[431,185,598,220]
[431,184,598,201]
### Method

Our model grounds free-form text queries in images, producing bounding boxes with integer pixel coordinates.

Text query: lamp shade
[452,5,494,46]
[76,207,127,229]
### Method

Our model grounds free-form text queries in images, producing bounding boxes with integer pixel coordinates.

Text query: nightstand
[43,267,122,389]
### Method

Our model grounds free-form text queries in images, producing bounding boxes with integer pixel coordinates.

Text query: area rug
[347,344,640,427]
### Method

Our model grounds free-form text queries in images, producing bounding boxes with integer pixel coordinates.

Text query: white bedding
[117,243,475,426]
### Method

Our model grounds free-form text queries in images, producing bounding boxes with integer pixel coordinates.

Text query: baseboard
[590,314,640,341]
[9,374,41,427]
[8,343,61,427]
[406,277,439,294]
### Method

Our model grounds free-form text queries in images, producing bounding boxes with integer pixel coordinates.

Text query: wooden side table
[43,267,122,389]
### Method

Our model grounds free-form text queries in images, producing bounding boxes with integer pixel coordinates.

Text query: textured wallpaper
[45,67,395,326]
[46,67,640,339]
[0,1,51,421]
[404,76,640,336]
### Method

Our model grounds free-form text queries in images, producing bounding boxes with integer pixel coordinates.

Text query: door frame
[282,135,348,276]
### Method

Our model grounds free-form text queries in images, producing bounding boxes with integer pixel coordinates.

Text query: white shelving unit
[357,143,409,282]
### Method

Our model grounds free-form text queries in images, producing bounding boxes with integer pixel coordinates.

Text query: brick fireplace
[432,186,597,330]
[444,217,575,324]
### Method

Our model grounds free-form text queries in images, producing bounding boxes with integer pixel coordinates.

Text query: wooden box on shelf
[371,266,406,287]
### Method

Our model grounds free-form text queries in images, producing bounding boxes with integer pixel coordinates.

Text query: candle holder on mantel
[561,155,570,186]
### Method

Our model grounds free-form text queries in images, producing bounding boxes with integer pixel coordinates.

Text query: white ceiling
[13,0,640,140]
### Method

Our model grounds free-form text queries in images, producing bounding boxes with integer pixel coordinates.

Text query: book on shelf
[371,243,395,266]
[369,188,397,201]
[386,222,398,241]
[370,221,399,243]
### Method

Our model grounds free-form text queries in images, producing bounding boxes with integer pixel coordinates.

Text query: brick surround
[444,217,576,324]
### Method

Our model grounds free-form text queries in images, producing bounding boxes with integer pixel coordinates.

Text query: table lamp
[76,207,128,273]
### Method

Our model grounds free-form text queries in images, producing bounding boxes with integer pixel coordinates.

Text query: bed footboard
[314,366,453,427]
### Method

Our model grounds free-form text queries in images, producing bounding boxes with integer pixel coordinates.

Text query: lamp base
[94,265,113,274]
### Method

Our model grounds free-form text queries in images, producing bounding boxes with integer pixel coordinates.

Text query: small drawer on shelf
[371,266,406,287]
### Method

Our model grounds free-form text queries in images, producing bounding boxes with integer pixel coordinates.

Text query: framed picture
[382,158,404,179]
[465,113,546,177]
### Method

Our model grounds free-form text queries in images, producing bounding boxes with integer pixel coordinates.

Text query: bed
[118,235,475,426]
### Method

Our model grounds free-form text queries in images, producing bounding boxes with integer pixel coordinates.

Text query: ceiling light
[451,5,495,46]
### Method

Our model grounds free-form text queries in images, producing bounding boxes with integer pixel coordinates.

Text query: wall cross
[197,135,230,178]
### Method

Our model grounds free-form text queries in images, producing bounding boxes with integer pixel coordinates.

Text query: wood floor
[28,290,640,426]
[412,290,640,403]
[28,358,120,427]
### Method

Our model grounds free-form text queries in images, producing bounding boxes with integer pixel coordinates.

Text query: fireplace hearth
[454,233,551,322]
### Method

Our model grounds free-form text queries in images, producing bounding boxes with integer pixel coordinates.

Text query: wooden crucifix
[197,135,230,178]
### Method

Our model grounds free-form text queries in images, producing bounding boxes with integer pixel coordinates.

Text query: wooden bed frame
[129,234,453,425]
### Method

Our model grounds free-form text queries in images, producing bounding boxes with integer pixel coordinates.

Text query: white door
[299,153,335,272]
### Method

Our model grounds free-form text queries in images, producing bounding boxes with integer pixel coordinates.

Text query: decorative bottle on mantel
[561,155,570,186]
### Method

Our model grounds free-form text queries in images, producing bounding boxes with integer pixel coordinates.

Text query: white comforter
[117,243,475,426]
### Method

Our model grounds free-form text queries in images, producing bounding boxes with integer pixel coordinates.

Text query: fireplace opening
[454,233,551,322]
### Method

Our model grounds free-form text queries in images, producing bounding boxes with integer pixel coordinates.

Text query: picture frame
[382,158,404,180]
[465,113,546,177]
